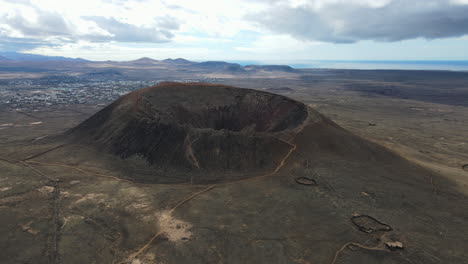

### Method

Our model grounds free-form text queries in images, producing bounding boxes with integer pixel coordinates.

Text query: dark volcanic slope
[69,82,312,183]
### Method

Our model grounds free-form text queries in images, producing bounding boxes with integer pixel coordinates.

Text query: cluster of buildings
[0,80,164,110]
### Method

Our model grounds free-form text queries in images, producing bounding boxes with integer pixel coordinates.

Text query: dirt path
[123,185,216,263]
[18,161,62,264]
[331,241,389,264]
[26,160,134,184]
[23,144,66,161]
[16,111,41,120]
[184,134,200,169]
[48,180,61,264]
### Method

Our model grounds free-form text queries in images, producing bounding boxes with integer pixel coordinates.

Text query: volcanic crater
[68,82,319,183]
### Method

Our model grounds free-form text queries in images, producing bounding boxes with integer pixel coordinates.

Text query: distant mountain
[197,61,238,67]
[196,61,245,72]
[162,58,194,65]
[0,52,87,62]
[193,61,295,73]
[0,54,299,75]
[0,54,297,73]
[129,57,159,64]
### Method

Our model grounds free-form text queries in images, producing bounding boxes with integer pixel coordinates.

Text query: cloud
[0,7,75,50]
[1,9,71,38]
[2,0,468,59]
[82,16,178,42]
[0,0,180,51]
[155,16,180,31]
[2,0,31,4]
[248,0,468,43]
[0,0,254,50]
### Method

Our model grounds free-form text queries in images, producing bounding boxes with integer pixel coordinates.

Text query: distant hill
[0,54,301,75]
[0,52,87,62]
[196,61,245,73]
[162,58,194,65]
[128,57,159,64]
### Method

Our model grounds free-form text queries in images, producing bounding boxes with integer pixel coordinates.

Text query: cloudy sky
[1,0,468,61]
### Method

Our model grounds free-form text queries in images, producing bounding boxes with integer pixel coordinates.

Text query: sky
[1,0,468,61]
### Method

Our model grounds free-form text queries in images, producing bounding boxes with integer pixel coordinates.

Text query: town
[0,78,203,110]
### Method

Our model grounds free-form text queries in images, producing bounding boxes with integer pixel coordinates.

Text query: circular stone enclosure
[463,164,468,172]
